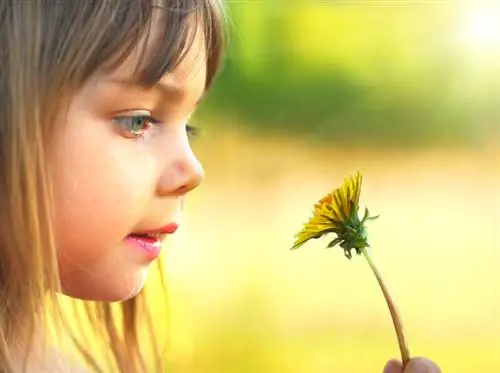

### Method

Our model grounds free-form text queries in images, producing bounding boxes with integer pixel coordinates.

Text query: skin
[52,29,206,302]
[384,357,441,373]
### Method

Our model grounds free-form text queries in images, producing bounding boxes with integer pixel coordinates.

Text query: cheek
[52,115,157,266]
[52,118,160,301]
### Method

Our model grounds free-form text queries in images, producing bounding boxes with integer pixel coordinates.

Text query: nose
[156,138,204,197]
[175,151,204,195]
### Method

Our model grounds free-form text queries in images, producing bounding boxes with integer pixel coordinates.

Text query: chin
[60,267,150,302]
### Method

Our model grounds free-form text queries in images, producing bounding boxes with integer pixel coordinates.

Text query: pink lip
[124,223,179,260]
[124,235,162,260]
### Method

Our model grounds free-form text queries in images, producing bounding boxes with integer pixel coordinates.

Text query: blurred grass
[198,1,500,147]
[156,129,500,373]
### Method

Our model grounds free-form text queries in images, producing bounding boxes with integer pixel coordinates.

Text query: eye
[113,114,161,138]
[186,122,200,140]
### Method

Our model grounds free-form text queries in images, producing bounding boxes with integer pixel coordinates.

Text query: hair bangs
[57,0,225,92]
[92,0,225,91]
[136,0,225,88]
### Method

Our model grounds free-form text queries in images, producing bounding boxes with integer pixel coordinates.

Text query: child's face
[52,32,207,301]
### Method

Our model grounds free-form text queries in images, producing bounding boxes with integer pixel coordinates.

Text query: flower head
[291,172,379,259]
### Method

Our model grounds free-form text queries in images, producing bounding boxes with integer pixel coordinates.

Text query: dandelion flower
[291,172,411,368]
[291,172,378,259]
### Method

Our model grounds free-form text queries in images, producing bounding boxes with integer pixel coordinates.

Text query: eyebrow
[106,78,206,106]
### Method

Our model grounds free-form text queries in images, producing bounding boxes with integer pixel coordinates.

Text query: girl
[0,1,441,372]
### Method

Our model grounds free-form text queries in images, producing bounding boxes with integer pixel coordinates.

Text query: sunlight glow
[462,8,500,49]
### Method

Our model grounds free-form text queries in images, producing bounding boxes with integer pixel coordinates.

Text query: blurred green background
[159,1,499,372]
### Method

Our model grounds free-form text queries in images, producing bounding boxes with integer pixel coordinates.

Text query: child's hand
[383,357,441,373]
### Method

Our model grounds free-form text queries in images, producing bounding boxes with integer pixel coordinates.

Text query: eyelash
[114,114,199,139]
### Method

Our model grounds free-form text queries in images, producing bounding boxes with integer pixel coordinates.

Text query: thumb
[383,359,403,373]
[404,357,441,373]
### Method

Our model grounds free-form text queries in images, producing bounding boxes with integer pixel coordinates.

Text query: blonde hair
[0,1,224,372]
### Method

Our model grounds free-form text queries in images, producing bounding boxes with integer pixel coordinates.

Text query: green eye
[114,115,160,137]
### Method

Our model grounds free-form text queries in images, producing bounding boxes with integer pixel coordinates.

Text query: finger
[404,357,441,373]
[383,359,403,373]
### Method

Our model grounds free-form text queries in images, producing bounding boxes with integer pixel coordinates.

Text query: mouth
[128,232,165,240]
[126,223,179,242]
[124,234,162,260]
[124,223,178,260]
[125,232,166,252]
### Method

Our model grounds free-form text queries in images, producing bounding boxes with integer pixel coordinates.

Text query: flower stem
[362,247,410,368]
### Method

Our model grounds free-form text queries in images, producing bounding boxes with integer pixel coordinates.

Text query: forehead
[160,30,207,96]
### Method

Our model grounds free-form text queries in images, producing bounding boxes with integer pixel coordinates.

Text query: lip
[134,223,179,235]
[124,235,162,261]
[125,223,179,260]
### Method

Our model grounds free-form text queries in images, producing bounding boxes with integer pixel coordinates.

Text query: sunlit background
[156,1,498,372]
